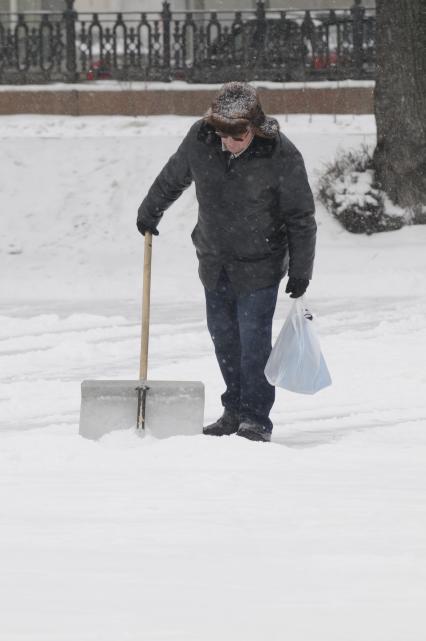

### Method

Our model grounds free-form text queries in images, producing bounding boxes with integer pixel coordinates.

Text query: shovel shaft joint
[136,384,150,430]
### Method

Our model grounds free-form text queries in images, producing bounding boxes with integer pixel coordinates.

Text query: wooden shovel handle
[139,232,152,380]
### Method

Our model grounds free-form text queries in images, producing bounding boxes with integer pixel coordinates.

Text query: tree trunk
[373,0,426,213]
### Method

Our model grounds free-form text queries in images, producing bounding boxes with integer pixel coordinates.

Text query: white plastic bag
[265,298,332,394]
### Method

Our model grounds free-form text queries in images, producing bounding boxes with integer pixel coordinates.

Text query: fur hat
[204,82,279,139]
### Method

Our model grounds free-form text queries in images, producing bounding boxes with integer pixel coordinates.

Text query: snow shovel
[79,232,205,440]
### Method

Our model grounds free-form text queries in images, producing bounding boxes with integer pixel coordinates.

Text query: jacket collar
[197,121,276,158]
[247,135,276,159]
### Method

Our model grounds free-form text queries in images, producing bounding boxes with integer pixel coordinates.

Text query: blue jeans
[205,269,279,432]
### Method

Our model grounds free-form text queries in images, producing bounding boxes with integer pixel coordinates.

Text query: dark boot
[203,409,240,436]
[237,421,271,442]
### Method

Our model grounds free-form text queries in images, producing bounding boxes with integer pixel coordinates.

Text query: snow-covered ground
[1,114,425,641]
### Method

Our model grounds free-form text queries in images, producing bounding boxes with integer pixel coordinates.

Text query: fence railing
[0,0,376,84]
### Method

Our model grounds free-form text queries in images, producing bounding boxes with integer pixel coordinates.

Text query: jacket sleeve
[278,147,316,280]
[137,131,193,231]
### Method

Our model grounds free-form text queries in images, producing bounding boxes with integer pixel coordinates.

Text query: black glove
[137,219,159,236]
[285,277,309,299]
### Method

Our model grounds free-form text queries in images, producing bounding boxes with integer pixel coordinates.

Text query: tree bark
[373,0,426,212]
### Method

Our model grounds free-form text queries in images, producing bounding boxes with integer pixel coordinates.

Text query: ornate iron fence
[0,0,375,84]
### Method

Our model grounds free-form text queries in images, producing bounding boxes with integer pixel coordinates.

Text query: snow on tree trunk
[373,0,426,215]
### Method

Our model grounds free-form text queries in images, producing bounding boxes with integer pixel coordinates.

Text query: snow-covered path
[2,296,426,440]
[1,115,426,640]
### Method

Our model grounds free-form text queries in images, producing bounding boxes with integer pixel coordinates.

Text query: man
[137,82,316,442]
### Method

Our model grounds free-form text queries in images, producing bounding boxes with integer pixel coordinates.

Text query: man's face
[216,128,253,155]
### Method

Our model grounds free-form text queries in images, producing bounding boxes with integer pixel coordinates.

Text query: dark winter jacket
[137,120,316,294]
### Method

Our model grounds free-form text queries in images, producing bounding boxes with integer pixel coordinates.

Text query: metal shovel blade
[79,379,205,440]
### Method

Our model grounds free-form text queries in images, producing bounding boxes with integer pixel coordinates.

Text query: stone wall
[0,86,374,116]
